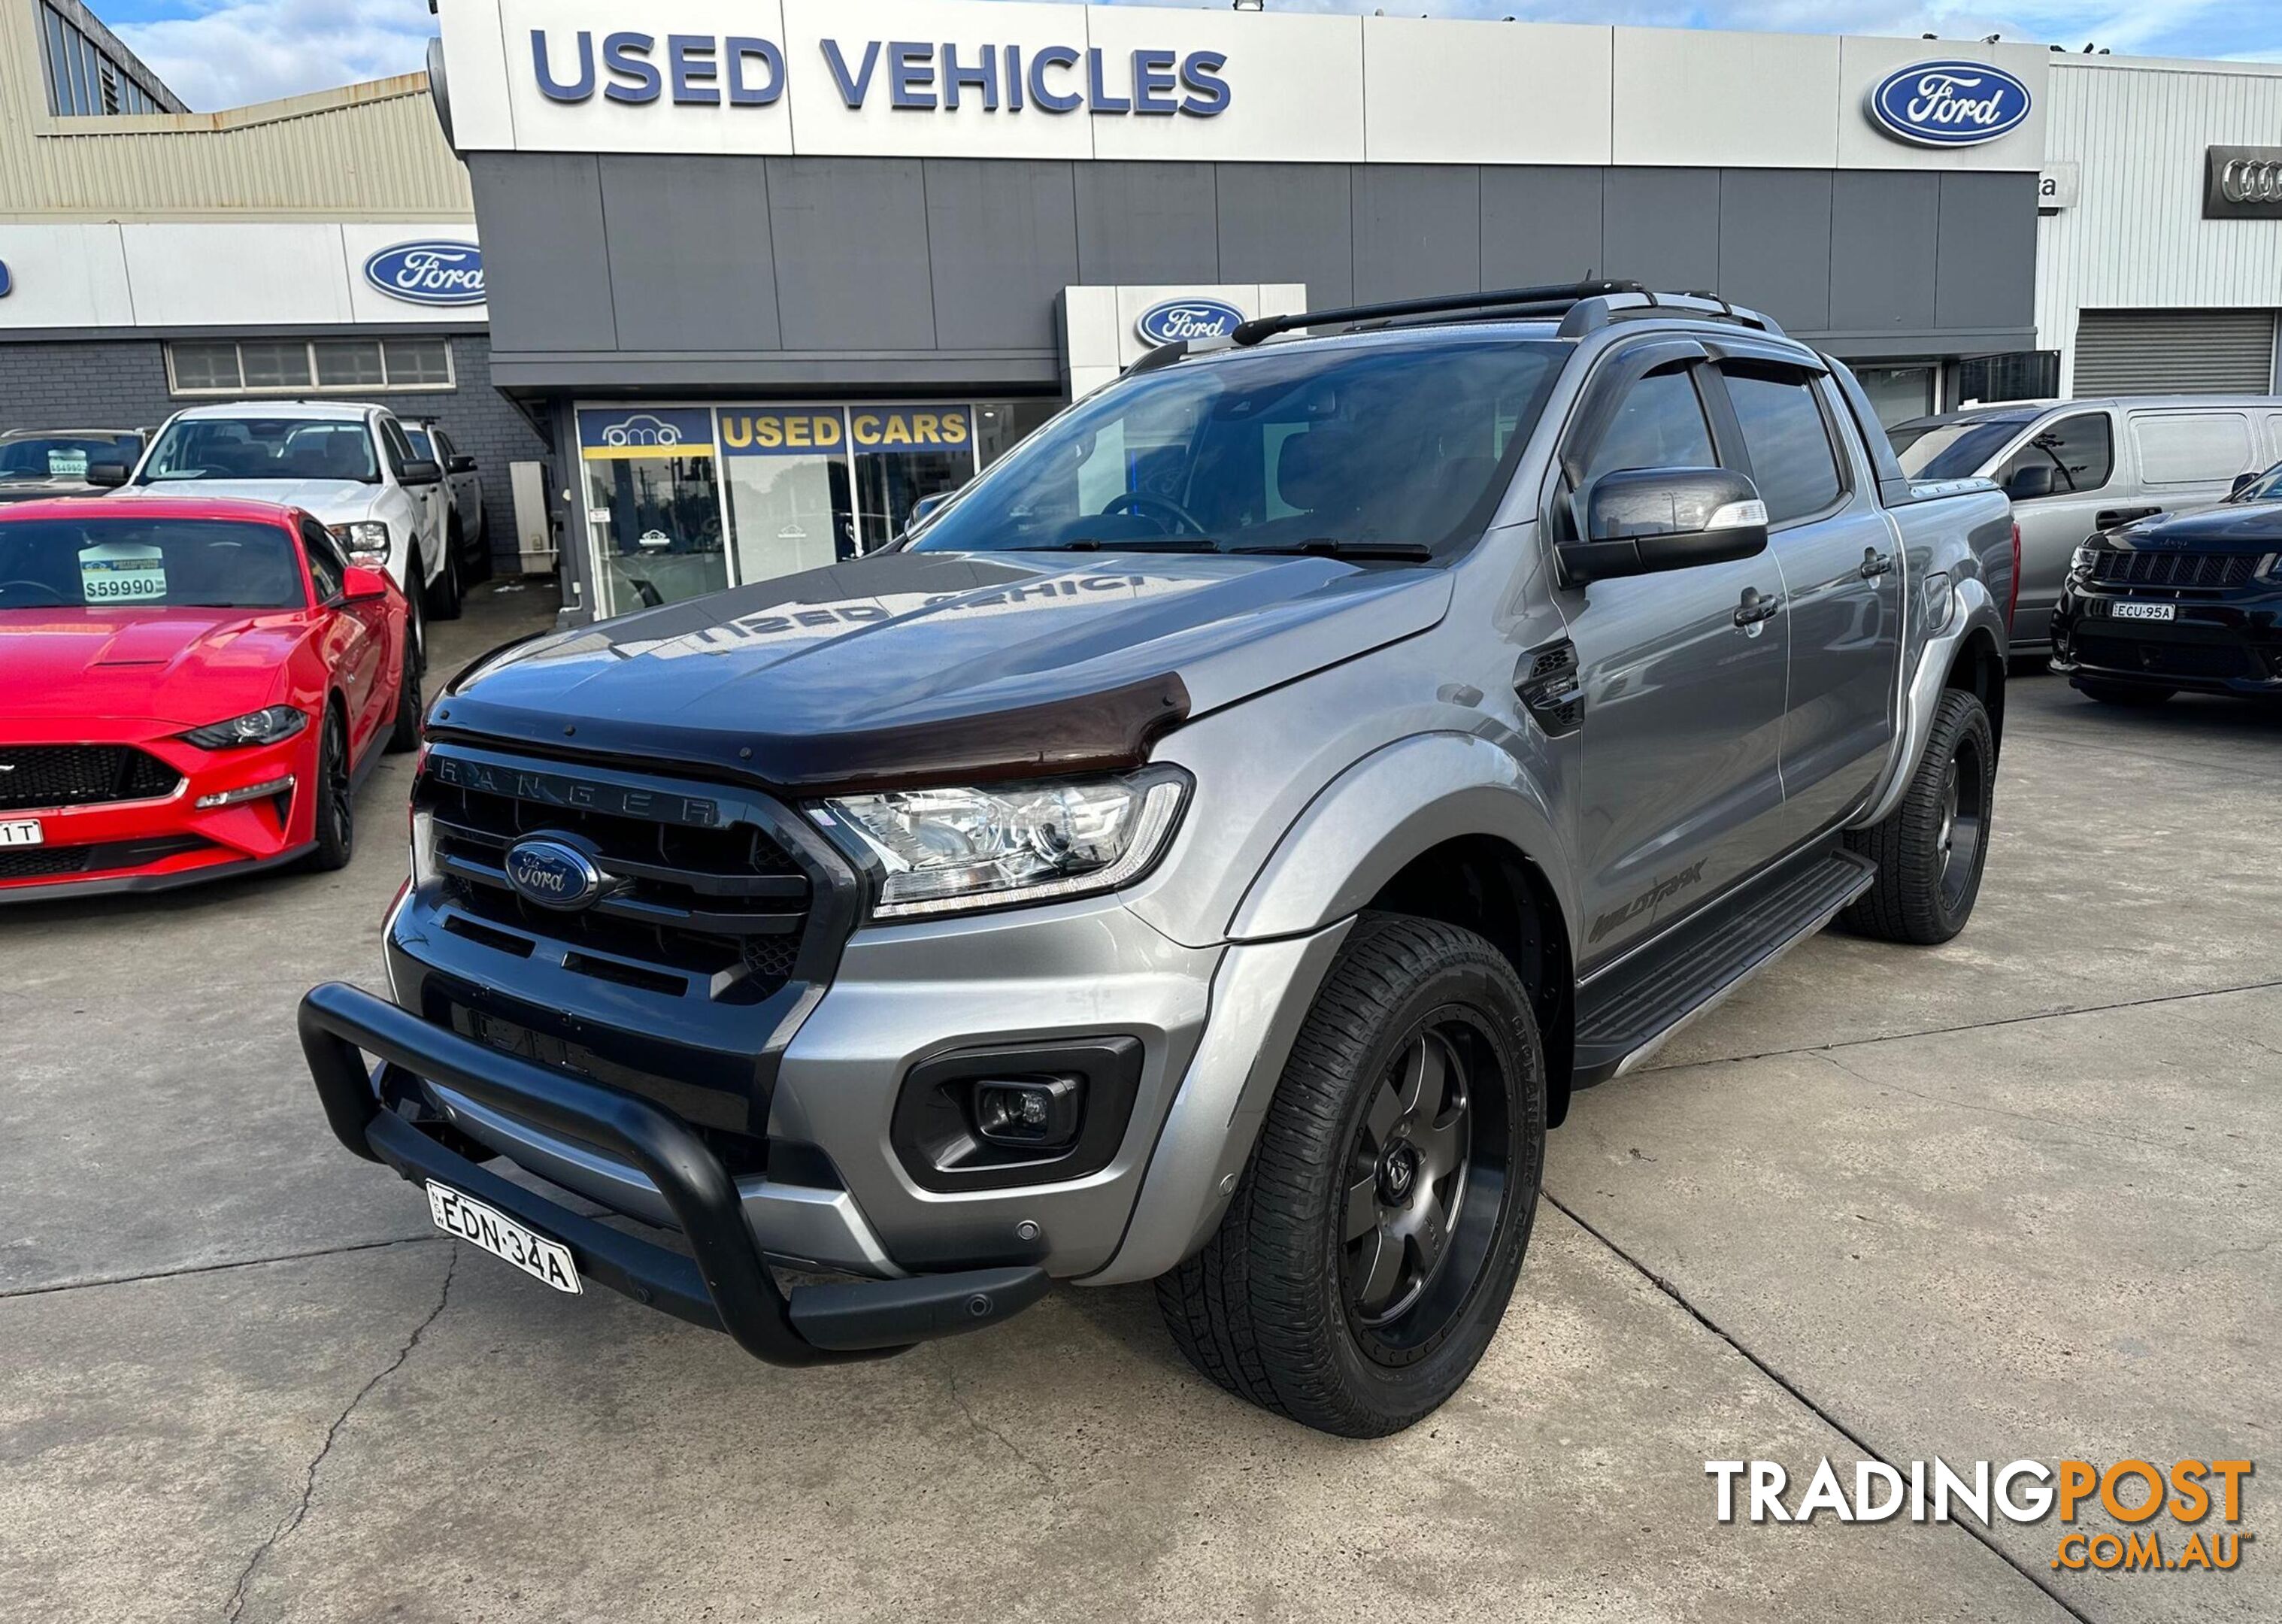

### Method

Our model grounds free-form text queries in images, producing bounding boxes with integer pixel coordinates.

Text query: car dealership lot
[0,596,2274,1622]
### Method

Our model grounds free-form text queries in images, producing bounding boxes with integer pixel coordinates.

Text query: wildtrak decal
[1590,859,1706,944]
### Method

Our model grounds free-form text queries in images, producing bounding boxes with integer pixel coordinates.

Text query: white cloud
[113,0,434,111]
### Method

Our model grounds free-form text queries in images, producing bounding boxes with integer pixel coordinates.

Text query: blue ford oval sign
[1866,60,2032,148]
[504,838,603,910]
[0,259,11,299]
[1136,298,1246,347]
[364,239,486,307]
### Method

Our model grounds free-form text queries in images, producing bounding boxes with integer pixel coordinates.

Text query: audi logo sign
[2204,146,2282,220]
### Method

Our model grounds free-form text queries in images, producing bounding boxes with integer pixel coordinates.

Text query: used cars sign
[1865,60,2031,147]
[363,240,486,307]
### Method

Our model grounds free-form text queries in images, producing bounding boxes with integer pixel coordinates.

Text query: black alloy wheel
[307,709,355,871]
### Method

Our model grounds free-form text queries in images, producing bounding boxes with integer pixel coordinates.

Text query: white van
[1890,397,2282,652]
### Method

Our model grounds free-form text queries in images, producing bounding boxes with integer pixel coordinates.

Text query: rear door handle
[1734,587,1782,627]
[2096,507,2161,529]
[1859,547,1893,580]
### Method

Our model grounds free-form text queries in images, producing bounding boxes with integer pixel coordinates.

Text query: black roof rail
[1557,289,1785,339]
[1230,280,1646,347]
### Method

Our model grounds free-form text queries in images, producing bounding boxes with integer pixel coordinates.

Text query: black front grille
[0,847,92,879]
[420,759,815,1004]
[2088,550,2259,591]
[2074,633,2258,680]
[0,745,180,812]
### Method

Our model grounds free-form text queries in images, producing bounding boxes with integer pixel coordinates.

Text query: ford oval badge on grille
[505,838,603,910]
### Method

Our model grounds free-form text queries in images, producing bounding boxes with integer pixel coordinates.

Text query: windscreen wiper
[1035,536,1223,553]
[1233,538,1434,561]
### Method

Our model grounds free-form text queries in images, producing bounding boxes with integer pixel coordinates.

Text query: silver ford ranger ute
[299,283,2014,1436]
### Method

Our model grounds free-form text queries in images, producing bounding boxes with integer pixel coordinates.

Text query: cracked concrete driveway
[2,586,2274,1623]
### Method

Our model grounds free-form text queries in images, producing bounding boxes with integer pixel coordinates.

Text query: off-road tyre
[1156,913,1546,1438]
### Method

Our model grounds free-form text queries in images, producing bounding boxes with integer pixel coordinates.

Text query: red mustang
[0,495,417,900]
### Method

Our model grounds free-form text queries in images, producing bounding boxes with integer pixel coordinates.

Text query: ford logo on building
[504,838,605,910]
[1136,298,1246,347]
[1866,60,2032,148]
[364,239,486,307]
[0,259,11,298]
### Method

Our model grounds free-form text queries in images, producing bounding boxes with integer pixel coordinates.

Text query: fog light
[195,775,294,809]
[973,1077,1083,1149]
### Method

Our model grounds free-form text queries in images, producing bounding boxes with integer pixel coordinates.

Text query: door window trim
[1700,361,1856,533]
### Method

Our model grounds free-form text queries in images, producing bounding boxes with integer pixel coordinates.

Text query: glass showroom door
[848,405,980,550]
[718,407,856,586]
[576,408,727,618]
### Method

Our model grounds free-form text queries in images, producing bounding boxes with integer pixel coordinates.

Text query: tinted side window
[1999,414,2113,497]
[302,522,347,600]
[1724,371,1844,525]
[377,417,414,477]
[1583,368,1717,485]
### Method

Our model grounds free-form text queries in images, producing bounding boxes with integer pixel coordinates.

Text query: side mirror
[905,490,954,532]
[2229,471,2257,499]
[341,565,393,604]
[447,454,477,475]
[83,462,129,488]
[1559,467,1769,586]
[400,457,443,486]
[2004,463,2057,501]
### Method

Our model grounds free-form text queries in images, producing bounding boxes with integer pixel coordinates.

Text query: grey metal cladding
[1074,162,1221,283]
[1480,167,1604,291]
[1215,163,1354,306]
[1829,171,1938,333]
[768,156,938,350]
[1600,168,1721,296]
[600,155,780,353]
[468,153,617,352]
[1717,169,1832,333]
[923,159,1080,353]
[1352,165,1480,304]
[1935,171,2037,332]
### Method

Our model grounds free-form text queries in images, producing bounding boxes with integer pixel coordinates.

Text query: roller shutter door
[2074,310,2278,396]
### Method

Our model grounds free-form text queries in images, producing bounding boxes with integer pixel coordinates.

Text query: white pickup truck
[122,401,461,662]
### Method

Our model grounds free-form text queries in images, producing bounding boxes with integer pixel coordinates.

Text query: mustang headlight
[817,769,1189,919]
[329,520,392,567]
[181,704,308,750]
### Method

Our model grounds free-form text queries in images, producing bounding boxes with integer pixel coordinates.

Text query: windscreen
[139,418,379,484]
[2230,462,2282,504]
[0,517,305,611]
[1889,416,2030,482]
[908,338,1568,559]
[0,435,138,482]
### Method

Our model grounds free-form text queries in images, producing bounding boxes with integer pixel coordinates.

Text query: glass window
[302,522,347,600]
[912,338,1566,559]
[1890,414,2034,481]
[238,341,312,390]
[1852,365,1938,429]
[314,340,386,388]
[382,338,453,387]
[141,417,380,483]
[1997,413,2114,498]
[1724,371,1845,525]
[720,414,852,586]
[0,516,307,611]
[402,428,436,461]
[168,342,242,393]
[378,417,417,474]
[578,409,727,617]
[0,433,139,483]
[1583,368,1717,485]
[975,400,1060,469]
[42,8,73,114]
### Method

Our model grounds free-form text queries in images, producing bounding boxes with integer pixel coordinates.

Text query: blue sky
[97,0,2282,111]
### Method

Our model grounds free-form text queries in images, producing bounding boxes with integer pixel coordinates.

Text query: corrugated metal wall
[2036,57,2282,394]
[0,2,470,219]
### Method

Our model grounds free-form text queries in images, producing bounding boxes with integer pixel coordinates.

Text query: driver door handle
[2096,506,2161,530]
[1859,547,1893,580]
[1734,587,1782,627]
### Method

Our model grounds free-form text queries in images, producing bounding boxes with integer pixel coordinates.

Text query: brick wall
[0,332,547,573]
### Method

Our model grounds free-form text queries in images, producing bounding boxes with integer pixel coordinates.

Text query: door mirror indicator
[2004,463,2057,501]
[341,565,392,604]
[1559,467,1771,585]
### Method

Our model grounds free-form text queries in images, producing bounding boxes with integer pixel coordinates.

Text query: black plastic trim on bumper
[297,980,1049,1364]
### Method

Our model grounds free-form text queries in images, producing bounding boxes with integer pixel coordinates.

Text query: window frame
[1705,362,1856,532]
[164,337,457,398]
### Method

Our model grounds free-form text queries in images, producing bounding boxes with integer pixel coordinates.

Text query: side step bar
[1572,845,1876,1088]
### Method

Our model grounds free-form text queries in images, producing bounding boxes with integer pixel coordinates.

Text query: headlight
[180,704,308,750]
[329,520,392,567]
[816,769,1189,919]
[2071,543,2102,576]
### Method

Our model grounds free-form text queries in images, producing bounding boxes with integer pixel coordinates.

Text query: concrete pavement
[1,595,2272,1622]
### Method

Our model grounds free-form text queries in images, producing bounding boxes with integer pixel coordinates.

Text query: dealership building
[6,0,2282,622]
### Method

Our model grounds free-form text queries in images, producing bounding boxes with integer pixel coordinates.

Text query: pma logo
[1136,298,1246,347]
[363,240,486,306]
[1866,60,2032,147]
[601,413,683,448]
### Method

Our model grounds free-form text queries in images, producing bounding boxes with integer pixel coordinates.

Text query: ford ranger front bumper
[299,980,1050,1364]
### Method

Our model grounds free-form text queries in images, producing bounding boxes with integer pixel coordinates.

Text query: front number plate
[427,1183,582,1295]
[0,820,42,847]
[2113,601,2176,622]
